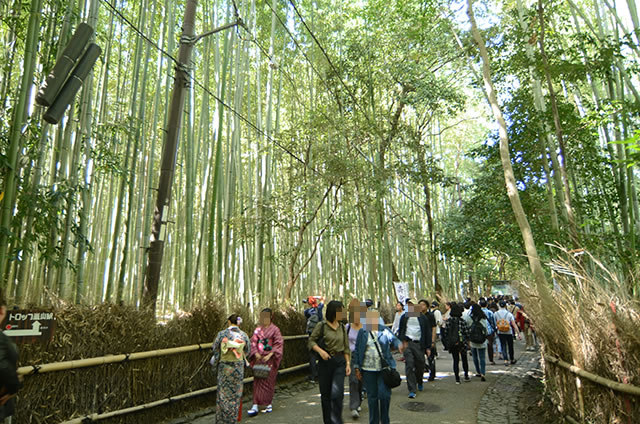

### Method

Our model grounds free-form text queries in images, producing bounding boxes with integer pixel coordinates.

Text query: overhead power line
[100,0,427,213]
[99,0,319,175]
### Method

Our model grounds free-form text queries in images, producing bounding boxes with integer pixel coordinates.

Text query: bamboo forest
[1,0,640,422]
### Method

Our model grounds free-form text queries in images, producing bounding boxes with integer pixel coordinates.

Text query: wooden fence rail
[58,363,310,424]
[543,354,640,396]
[17,334,309,376]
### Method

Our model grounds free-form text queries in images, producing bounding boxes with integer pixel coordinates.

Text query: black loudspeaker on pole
[36,23,93,107]
[43,43,102,125]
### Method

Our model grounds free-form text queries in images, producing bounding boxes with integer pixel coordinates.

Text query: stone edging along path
[477,350,542,424]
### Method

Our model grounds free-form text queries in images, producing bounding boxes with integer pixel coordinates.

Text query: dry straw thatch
[14,301,308,423]
[520,248,640,423]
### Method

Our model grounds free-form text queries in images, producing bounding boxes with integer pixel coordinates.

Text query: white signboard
[393,282,410,304]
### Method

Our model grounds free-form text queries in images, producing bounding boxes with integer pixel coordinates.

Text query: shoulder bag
[370,331,402,389]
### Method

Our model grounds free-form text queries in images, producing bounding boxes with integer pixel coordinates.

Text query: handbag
[370,331,402,389]
[252,363,272,379]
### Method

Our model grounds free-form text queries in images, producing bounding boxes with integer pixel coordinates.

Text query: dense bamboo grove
[0,0,638,316]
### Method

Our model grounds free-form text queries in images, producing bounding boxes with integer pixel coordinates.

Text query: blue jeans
[471,347,486,376]
[362,370,391,424]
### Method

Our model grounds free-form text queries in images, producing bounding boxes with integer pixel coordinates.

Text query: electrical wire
[99,0,321,176]
[100,0,426,210]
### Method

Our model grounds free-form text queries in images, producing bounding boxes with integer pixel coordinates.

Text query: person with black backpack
[468,304,489,381]
[442,303,470,384]
[304,296,325,383]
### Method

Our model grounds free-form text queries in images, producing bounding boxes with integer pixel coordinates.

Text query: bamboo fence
[58,364,310,424]
[17,334,309,376]
[543,354,640,396]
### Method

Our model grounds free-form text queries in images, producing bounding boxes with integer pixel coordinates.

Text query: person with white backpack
[493,300,521,366]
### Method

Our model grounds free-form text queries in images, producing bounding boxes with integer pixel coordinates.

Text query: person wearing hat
[398,300,434,398]
[305,296,325,383]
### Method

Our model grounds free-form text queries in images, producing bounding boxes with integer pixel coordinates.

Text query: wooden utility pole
[142,0,239,313]
[142,0,198,312]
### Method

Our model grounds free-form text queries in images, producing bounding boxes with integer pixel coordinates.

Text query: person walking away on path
[430,301,443,359]
[309,300,351,424]
[390,302,403,336]
[462,300,472,321]
[247,308,283,417]
[494,300,521,365]
[354,310,402,424]
[211,314,251,423]
[488,300,502,359]
[509,299,524,333]
[479,299,497,365]
[0,289,21,424]
[468,304,489,381]
[443,303,470,384]
[398,300,433,398]
[418,299,437,382]
[347,299,366,419]
[521,307,536,351]
[305,296,325,383]
[441,302,452,348]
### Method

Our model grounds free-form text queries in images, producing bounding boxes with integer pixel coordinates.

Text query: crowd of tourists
[208,293,536,423]
[0,283,534,424]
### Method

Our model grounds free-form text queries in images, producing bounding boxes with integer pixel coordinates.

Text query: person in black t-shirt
[419,299,437,382]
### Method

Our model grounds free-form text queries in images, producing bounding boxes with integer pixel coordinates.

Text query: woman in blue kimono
[211,314,251,423]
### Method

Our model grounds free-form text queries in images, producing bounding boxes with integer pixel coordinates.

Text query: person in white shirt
[494,300,521,365]
[430,301,443,360]
[391,302,403,335]
[398,301,435,398]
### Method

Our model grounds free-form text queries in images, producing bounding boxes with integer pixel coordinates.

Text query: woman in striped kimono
[247,308,284,417]
[211,314,251,423]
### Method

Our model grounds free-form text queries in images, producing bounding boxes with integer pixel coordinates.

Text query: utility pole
[142,0,240,313]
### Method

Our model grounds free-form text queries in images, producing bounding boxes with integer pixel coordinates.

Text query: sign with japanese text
[393,282,410,304]
[3,310,56,343]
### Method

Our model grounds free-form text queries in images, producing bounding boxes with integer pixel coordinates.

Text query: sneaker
[408,392,416,399]
[247,408,258,417]
[264,405,272,413]
[481,376,486,382]
[455,379,461,385]
[511,359,517,365]
[351,410,360,419]
[418,383,424,391]
[464,375,470,382]
[475,373,482,377]
[428,377,435,382]
[489,361,496,365]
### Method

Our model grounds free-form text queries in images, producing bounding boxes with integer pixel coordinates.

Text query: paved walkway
[174,339,536,424]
